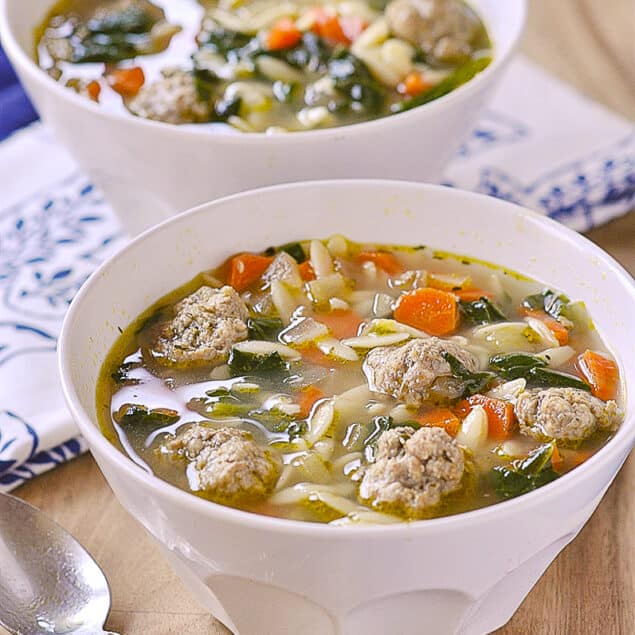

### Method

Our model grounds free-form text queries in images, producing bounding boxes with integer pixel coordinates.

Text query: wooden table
[12,1,635,633]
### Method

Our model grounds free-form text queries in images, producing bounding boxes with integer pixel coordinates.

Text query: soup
[97,237,624,525]
[36,0,492,132]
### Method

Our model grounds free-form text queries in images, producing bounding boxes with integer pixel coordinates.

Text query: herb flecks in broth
[97,236,624,524]
[37,0,492,132]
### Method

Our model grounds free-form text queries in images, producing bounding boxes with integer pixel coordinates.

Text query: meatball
[358,426,464,516]
[516,387,622,443]
[128,69,212,124]
[364,337,479,405]
[163,425,280,503]
[153,285,248,366]
[385,0,483,64]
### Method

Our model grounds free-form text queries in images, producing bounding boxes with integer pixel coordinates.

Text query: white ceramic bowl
[59,181,634,635]
[0,0,526,235]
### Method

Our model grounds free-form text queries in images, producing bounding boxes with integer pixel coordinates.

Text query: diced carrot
[521,308,569,345]
[316,309,364,339]
[417,408,460,437]
[394,287,459,336]
[299,261,316,281]
[357,251,403,275]
[297,385,325,418]
[577,350,619,400]
[301,345,337,367]
[312,12,365,44]
[551,444,564,473]
[453,288,494,302]
[106,66,145,97]
[86,80,101,102]
[227,253,273,291]
[571,449,594,468]
[399,72,432,97]
[267,17,302,50]
[456,395,517,441]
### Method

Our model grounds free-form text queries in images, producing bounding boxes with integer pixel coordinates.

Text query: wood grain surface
[13,0,635,633]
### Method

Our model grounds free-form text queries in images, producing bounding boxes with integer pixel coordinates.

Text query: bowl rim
[0,0,527,144]
[58,179,635,538]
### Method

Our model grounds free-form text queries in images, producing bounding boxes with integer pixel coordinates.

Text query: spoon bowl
[0,493,117,635]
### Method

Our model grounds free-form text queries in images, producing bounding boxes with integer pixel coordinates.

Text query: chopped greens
[247,317,284,342]
[459,297,508,325]
[443,352,495,398]
[114,404,179,430]
[328,51,385,114]
[489,353,547,380]
[111,361,142,386]
[491,443,560,499]
[392,56,492,114]
[228,349,289,377]
[279,242,307,263]
[522,289,570,320]
[528,367,591,391]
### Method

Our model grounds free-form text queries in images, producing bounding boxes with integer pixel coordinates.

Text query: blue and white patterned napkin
[1,57,634,491]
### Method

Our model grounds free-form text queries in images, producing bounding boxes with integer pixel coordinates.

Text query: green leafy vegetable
[199,25,254,58]
[443,352,495,398]
[328,51,385,114]
[491,443,560,499]
[247,317,284,342]
[228,349,289,377]
[111,361,142,386]
[114,404,179,429]
[276,32,331,72]
[87,5,156,34]
[272,80,299,103]
[489,353,547,380]
[214,95,242,120]
[459,297,508,325]
[522,289,570,319]
[279,242,307,263]
[392,56,492,114]
[528,367,591,391]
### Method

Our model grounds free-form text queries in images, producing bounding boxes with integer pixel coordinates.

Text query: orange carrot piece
[86,80,101,102]
[316,309,364,339]
[394,287,459,336]
[299,260,316,281]
[456,395,517,441]
[106,66,145,97]
[417,408,460,437]
[297,385,325,418]
[267,18,302,50]
[551,444,564,473]
[577,350,619,400]
[521,308,569,345]
[312,13,347,44]
[453,288,494,302]
[357,251,403,275]
[399,72,431,97]
[227,253,273,291]
[571,449,594,468]
[301,345,337,367]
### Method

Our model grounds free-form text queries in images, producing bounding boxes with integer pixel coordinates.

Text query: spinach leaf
[199,25,254,58]
[459,297,508,325]
[228,349,289,377]
[443,352,495,398]
[279,242,307,263]
[392,56,492,114]
[285,420,308,439]
[87,5,156,34]
[272,80,299,103]
[528,367,591,391]
[214,95,242,120]
[114,404,179,429]
[274,32,331,72]
[111,361,142,386]
[522,289,570,319]
[247,317,284,342]
[328,51,385,114]
[491,443,560,499]
[489,353,547,380]
[71,34,139,63]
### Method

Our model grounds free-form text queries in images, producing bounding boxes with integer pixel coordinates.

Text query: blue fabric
[0,46,39,141]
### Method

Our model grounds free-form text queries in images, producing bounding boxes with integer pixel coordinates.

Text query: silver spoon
[0,493,118,635]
